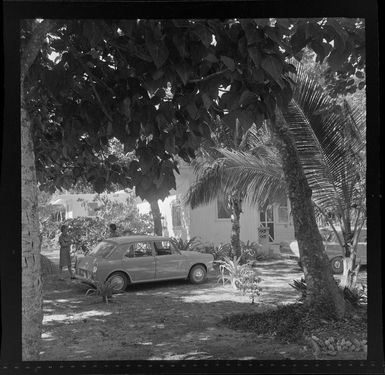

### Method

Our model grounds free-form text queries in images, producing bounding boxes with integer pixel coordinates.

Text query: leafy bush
[39,194,154,254]
[223,303,306,342]
[194,243,232,261]
[85,280,115,304]
[238,267,263,304]
[170,236,201,251]
[217,256,244,289]
[240,241,264,262]
[290,278,367,306]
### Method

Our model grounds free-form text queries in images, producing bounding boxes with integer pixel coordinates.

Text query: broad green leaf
[222,111,237,130]
[248,46,261,67]
[94,176,106,194]
[193,23,213,47]
[152,69,164,80]
[239,90,258,107]
[175,64,190,85]
[261,55,283,83]
[145,30,169,69]
[205,53,218,63]
[237,110,254,130]
[220,56,235,71]
[327,49,346,71]
[201,93,212,109]
[164,135,175,154]
[186,102,199,120]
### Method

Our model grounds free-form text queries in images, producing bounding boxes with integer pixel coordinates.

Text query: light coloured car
[74,235,214,292]
[289,228,367,274]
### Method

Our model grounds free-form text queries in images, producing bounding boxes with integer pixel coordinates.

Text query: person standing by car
[109,223,119,238]
[59,225,75,280]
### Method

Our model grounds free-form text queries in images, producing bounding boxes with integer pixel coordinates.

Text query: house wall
[174,161,296,251]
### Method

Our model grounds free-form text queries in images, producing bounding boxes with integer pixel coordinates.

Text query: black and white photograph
[1,0,382,372]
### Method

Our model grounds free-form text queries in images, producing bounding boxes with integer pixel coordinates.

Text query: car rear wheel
[330,256,344,274]
[189,265,207,284]
[107,272,129,293]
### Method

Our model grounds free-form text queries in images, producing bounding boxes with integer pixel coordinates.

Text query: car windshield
[89,241,115,258]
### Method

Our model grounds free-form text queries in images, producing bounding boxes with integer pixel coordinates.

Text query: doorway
[259,205,274,242]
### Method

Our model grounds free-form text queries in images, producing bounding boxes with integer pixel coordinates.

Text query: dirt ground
[40,252,367,361]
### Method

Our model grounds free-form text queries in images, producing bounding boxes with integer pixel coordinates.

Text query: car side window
[132,242,154,257]
[123,244,135,258]
[154,241,179,256]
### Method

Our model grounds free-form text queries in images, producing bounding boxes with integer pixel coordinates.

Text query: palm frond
[215,147,287,208]
[284,61,366,220]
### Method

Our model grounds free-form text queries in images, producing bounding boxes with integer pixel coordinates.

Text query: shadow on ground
[40,259,366,361]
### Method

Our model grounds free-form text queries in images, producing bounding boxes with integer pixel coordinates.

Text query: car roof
[103,235,171,245]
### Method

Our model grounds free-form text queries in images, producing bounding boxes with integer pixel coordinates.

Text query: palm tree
[187,65,365,291]
[185,123,287,258]
[283,64,366,290]
[185,117,248,258]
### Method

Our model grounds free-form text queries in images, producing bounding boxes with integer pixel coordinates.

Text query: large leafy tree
[20,17,365,358]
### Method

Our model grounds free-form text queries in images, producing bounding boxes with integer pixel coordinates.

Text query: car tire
[330,256,344,274]
[189,265,207,284]
[107,272,129,293]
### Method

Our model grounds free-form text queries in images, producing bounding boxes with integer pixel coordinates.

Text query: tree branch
[89,83,113,123]
[188,69,229,83]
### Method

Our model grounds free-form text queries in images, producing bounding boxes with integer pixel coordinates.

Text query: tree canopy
[24,18,365,198]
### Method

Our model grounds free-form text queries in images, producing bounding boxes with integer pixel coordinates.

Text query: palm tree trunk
[270,110,346,318]
[230,196,242,258]
[149,199,162,236]
[21,19,54,360]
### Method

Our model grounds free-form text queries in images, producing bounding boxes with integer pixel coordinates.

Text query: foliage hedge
[40,198,154,254]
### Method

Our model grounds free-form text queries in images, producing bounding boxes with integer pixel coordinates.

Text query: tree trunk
[150,199,162,236]
[270,109,346,318]
[21,88,44,360]
[340,255,360,290]
[21,19,55,360]
[230,196,242,258]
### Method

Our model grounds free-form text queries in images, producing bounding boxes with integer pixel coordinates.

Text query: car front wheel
[330,256,344,274]
[189,265,207,284]
[107,272,129,293]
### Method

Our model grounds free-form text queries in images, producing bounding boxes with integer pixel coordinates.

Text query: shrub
[217,257,262,303]
[170,237,201,251]
[240,241,263,262]
[85,280,115,304]
[238,267,263,304]
[290,278,367,306]
[217,256,244,289]
[223,303,305,342]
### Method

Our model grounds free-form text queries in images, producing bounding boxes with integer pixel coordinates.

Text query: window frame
[171,204,182,228]
[216,195,232,221]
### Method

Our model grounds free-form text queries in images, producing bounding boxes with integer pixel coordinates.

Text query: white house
[138,162,296,252]
[50,163,295,252]
[49,190,133,219]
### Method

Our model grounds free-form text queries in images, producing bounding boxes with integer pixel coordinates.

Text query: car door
[154,240,187,280]
[120,241,156,282]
